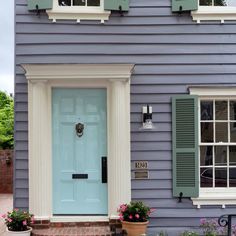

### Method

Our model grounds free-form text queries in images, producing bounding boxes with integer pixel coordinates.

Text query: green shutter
[27,0,53,10]
[172,95,199,198]
[104,0,129,11]
[172,0,198,12]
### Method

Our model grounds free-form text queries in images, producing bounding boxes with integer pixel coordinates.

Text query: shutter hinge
[35,4,40,16]
[178,192,183,203]
[178,5,183,16]
[119,5,124,17]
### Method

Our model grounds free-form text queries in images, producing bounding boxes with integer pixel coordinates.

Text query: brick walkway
[0,194,13,236]
[32,226,113,236]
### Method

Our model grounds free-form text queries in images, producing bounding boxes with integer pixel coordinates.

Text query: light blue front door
[52,88,107,215]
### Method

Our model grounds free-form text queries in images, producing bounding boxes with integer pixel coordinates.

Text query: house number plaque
[134,161,149,179]
[135,161,148,169]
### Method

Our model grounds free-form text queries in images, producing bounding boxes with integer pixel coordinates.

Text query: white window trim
[22,64,134,221]
[190,87,236,208]
[191,6,236,23]
[46,0,110,23]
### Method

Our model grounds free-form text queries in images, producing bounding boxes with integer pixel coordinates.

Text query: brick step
[31,220,126,236]
[32,226,113,236]
[32,226,128,236]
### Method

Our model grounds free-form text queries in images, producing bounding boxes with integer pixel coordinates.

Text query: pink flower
[1,214,6,219]
[119,204,127,213]
[129,215,133,220]
[119,216,124,221]
[31,216,35,224]
[23,220,27,226]
[14,208,19,211]
[135,214,140,219]
[7,218,12,223]
[200,218,206,225]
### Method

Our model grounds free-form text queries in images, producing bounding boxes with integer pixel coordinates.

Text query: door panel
[52,88,107,215]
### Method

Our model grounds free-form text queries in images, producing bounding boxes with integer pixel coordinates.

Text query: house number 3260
[135,161,148,169]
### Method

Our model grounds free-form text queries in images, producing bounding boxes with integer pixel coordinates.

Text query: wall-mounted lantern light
[140,105,155,130]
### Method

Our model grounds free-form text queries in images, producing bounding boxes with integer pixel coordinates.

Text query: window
[58,0,100,7]
[200,99,236,189]
[199,0,236,7]
[184,88,236,208]
[172,89,236,208]
[46,0,110,23]
[191,0,236,23]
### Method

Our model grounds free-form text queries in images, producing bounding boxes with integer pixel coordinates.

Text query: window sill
[191,6,236,23]
[192,191,236,208]
[46,9,111,23]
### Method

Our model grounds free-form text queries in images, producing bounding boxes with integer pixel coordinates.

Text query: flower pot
[122,221,149,236]
[6,227,32,236]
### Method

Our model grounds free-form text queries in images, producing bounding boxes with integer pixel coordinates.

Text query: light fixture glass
[140,105,156,130]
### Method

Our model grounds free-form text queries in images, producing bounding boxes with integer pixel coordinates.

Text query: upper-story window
[192,0,236,23]
[199,0,236,6]
[46,0,110,23]
[58,0,100,7]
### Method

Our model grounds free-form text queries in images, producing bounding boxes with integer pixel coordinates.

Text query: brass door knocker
[75,123,84,137]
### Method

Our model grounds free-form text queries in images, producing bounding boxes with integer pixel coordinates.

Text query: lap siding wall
[15,0,236,234]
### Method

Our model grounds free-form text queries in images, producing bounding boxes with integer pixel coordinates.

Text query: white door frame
[22,64,134,221]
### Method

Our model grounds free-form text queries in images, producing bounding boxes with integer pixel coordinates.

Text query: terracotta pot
[122,221,149,236]
[6,227,32,236]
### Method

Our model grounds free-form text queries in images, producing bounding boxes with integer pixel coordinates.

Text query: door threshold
[50,215,109,222]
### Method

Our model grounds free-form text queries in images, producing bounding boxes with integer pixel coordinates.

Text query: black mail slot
[72,174,88,179]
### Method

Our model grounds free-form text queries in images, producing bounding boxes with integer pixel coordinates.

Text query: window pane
[220,0,236,6]
[87,0,100,6]
[215,168,227,187]
[214,0,227,6]
[201,122,213,142]
[229,146,236,165]
[200,0,212,5]
[58,0,71,6]
[230,101,236,121]
[215,122,228,142]
[215,101,228,120]
[200,146,213,166]
[230,122,236,142]
[201,167,213,187]
[201,101,213,120]
[215,146,227,166]
[229,168,236,187]
[73,0,85,6]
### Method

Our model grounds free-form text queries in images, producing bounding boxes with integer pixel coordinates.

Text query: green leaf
[0,91,14,149]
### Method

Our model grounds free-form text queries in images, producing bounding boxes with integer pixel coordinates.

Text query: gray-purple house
[15,0,236,234]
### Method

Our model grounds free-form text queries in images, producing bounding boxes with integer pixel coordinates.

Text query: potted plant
[1,209,34,236]
[117,201,154,236]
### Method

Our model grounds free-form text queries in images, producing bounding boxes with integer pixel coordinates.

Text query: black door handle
[72,174,88,179]
[101,157,107,183]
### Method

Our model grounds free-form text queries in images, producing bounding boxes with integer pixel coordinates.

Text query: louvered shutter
[172,95,199,198]
[104,0,129,11]
[28,0,53,10]
[172,0,198,12]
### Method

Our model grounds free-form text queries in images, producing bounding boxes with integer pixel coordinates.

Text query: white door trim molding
[22,64,134,221]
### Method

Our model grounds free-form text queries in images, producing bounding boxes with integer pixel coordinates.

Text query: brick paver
[0,194,13,236]
[32,226,112,236]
